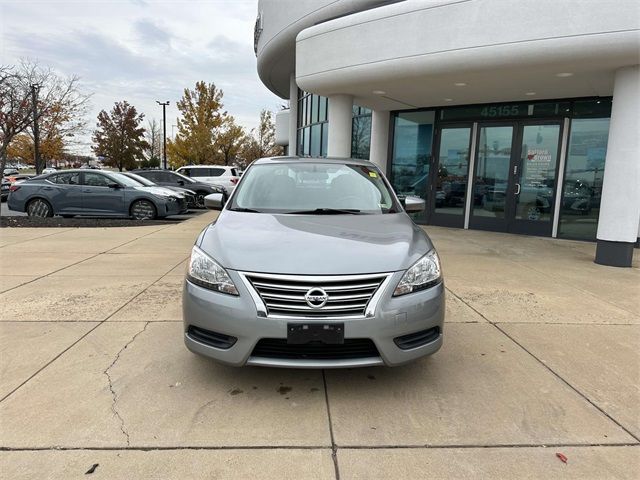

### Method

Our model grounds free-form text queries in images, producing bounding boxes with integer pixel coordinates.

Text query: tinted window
[51,172,80,185]
[179,168,191,177]
[83,172,111,187]
[558,118,610,240]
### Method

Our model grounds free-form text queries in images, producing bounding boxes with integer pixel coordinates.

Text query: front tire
[27,198,53,218]
[130,200,156,220]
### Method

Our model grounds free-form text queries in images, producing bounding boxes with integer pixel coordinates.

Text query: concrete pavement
[0,212,638,479]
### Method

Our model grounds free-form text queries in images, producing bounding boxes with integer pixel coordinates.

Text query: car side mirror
[204,193,224,210]
[108,183,121,189]
[177,180,185,186]
[404,195,425,213]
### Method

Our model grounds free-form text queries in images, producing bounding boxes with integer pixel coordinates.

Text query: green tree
[167,81,225,167]
[215,116,246,165]
[241,109,282,165]
[92,101,148,171]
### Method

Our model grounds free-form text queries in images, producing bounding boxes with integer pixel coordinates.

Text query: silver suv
[182,157,444,368]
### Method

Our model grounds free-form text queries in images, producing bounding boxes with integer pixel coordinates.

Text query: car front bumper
[182,270,444,368]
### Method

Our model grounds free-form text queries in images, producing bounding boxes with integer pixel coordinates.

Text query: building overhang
[296,0,640,109]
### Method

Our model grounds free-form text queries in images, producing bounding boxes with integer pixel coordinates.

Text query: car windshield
[124,172,155,186]
[229,162,400,214]
[108,172,145,187]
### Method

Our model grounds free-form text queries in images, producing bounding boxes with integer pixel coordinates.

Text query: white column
[327,94,353,158]
[288,74,298,156]
[370,110,390,171]
[595,65,640,267]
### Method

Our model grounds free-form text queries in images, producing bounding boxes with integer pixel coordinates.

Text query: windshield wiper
[229,207,262,213]
[285,208,363,215]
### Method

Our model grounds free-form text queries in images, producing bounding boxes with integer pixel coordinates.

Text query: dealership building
[255,0,639,267]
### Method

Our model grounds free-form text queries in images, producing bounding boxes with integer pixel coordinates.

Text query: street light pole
[31,84,42,174]
[156,101,170,169]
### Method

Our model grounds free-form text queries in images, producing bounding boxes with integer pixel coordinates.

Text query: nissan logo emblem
[305,287,328,308]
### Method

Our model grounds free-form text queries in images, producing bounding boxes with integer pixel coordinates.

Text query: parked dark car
[121,172,197,209]
[7,169,186,219]
[1,178,10,202]
[131,169,227,208]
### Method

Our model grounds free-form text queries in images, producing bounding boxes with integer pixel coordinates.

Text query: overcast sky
[0,0,283,155]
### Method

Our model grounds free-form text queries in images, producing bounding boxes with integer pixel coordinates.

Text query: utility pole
[156,101,170,169]
[31,84,42,174]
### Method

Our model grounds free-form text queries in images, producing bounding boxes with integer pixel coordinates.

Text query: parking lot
[0,212,638,479]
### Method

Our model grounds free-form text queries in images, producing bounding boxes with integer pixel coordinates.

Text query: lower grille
[394,327,440,350]
[252,338,380,360]
[187,325,237,349]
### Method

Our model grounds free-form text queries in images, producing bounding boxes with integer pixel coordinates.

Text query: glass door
[429,125,472,227]
[469,121,562,235]
[469,123,516,232]
[509,122,561,235]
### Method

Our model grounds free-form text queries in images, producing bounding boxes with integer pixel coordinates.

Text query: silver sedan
[183,157,444,368]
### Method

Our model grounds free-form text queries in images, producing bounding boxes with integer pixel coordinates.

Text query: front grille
[252,338,380,360]
[394,327,440,350]
[244,273,389,318]
[187,325,237,349]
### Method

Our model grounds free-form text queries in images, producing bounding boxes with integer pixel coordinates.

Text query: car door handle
[82,189,93,193]
[514,183,521,195]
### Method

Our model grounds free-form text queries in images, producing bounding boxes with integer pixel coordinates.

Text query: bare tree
[0,60,90,173]
[143,119,162,166]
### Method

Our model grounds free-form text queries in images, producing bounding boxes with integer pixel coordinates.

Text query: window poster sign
[525,148,553,186]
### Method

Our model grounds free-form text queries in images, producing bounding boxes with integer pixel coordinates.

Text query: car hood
[198,211,433,275]
[135,186,180,197]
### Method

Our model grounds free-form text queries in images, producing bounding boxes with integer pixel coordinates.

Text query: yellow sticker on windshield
[369,172,378,178]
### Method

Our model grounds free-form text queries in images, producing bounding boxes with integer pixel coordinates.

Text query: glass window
[434,127,471,216]
[390,111,435,219]
[319,97,327,122]
[311,95,319,124]
[303,127,311,156]
[558,118,610,240]
[51,172,80,185]
[297,91,328,157]
[310,124,321,157]
[321,123,328,157]
[351,113,371,159]
[83,172,111,187]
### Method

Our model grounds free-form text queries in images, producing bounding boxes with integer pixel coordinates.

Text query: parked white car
[42,167,57,174]
[175,165,240,193]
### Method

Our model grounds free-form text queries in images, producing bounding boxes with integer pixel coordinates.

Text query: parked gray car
[7,169,186,219]
[183,157,444,368]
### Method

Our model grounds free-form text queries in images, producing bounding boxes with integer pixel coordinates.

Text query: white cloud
[0,0,282,155]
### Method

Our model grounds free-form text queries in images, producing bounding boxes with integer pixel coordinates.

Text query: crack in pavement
[103,321,150,447]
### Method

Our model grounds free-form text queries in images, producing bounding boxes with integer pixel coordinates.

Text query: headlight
[393,250,442,296]
[187,246,238,295]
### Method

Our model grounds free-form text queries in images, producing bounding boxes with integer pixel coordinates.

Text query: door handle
[514,183,521,195]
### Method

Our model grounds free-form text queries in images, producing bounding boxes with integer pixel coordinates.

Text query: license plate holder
[287,323,344,344]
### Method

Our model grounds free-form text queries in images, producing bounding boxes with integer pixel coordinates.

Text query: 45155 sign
[480,105,522,118]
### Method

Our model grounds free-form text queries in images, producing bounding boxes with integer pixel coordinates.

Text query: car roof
[177,165,234,169]
[252,156,377,167]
